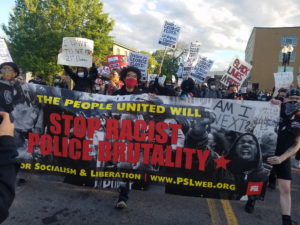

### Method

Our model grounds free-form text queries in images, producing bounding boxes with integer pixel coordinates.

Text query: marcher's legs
[278,179,291,215]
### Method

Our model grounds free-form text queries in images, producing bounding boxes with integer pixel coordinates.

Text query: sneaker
[245,199,255,214]
[115,200,127,209]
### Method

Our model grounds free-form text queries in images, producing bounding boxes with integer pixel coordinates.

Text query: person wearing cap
[263,88,300,225]
[0,62,21,113]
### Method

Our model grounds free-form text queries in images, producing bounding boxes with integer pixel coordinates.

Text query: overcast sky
[2,0,300,70]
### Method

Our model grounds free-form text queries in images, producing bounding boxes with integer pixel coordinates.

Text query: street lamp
[282,44,294,72]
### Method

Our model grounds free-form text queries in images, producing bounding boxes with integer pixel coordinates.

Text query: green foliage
[140,50,159,74]
[2,0,114,77]
[152,42,188,77]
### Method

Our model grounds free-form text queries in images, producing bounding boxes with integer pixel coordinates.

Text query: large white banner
[57,37,94,68]
[191,57,214,82]
[158,21,181,48]
[0,39,13,64]
[220,57,252,90]
[128,52,149,81]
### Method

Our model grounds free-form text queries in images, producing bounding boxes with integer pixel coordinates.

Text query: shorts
[274,158,292,180]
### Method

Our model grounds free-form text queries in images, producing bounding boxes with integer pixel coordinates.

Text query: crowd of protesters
[1,60,300,225]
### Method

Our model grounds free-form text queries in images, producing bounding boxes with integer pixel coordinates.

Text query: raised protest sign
[158,21,181,48]
[273,72,294,96]
[220,57,252,90]
[128,52,149,81]
[190,57,214,82]
[148,74,158,82]
[107,55,128,71]
[97,66,110,78]
[9,84,280,200]
[187,41,201,58]
[0,39,13,63]
[57,37,94,68]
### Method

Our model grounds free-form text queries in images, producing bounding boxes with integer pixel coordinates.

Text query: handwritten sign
[57,37,94,67]
[158,21,181,48]
[220,57,252,90]
[273,72,294,96]
[128,52,149,81]
[191,57,214,82]
[0,39,13,63]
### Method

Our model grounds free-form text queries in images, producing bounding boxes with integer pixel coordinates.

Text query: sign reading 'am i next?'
[158,21,181,48]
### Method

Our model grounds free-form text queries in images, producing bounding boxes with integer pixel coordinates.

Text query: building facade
[111,42,137,56]
[245,27,300,90]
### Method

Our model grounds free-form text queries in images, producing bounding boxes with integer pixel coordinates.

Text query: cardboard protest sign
[107,55,128,71]
[158,21,181,48]
[187,41,201,58]
[0,39,13,63]
[273,72,294,96]
[128,52,149,81]
[220,57,252,90]
[57,37,94,68]
[9,83,280,200]
[190,57,214,82]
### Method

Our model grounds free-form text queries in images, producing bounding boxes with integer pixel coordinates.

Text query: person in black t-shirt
[267,89,300,225]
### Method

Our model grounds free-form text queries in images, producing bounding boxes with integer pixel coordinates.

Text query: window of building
[281,36,297,46]
[279,52,296,62]
[278,66,294,72]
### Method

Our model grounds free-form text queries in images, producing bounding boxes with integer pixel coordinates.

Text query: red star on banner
[214,155,230,170]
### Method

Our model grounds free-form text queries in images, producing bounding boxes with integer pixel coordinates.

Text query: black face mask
[276,97,284,102]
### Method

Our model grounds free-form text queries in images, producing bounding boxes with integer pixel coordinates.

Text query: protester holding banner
[266,89,300,225]
[225,84,242,100]
[105,70,123,95]
[198,78,222,99]
[112,66,143,209]
[0,112,18,223]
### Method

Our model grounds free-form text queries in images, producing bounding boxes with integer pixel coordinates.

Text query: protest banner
[128,52,149,81]
[273,72,294,96]
[220,57,252,90]
[57,37,94,68]
[0,39,13,63]
[107,55,128,71]
[8,83,280,200]
[158,21,181,48]
[190,57,214,82]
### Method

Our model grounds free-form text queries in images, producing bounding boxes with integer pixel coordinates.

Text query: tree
[2,0,114,79]
[152,42,188,77]
[140,51,159,74]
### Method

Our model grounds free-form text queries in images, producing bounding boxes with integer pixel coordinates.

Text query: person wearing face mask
[0,62,22,113]
[29,74,47,85]
[63,63,98,93]
[225,84,243,100]
[112,66,146,209]
[105,70,123,95]
[199,78,222,99]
